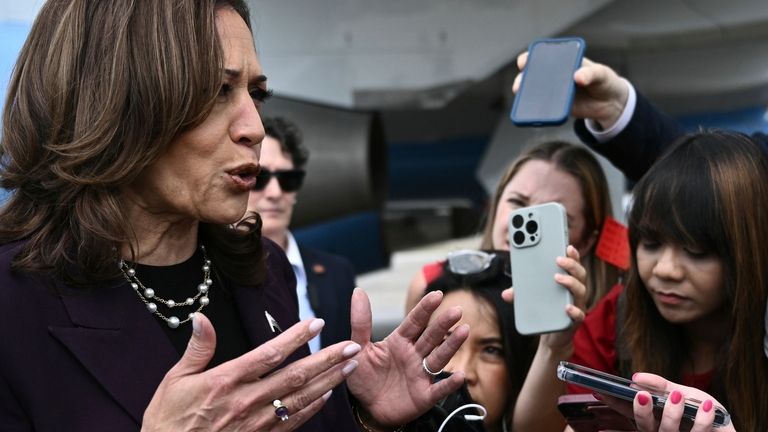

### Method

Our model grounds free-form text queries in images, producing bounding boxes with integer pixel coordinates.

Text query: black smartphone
[558,394,636,432]
[510,37,585,126]
[557,362,731,428]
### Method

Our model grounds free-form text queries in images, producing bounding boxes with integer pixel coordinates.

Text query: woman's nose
[652,246,684,280]
[445,350,476,384]
[230,96,265,148]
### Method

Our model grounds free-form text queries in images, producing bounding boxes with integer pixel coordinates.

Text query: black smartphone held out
[510,37,585,127]
[557,362,731,429]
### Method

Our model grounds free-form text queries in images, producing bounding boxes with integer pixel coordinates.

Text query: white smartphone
[509,202,571,335]
[557,362,731,428]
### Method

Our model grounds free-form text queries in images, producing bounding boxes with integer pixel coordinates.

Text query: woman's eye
[507,197,525,208]
[482,345,504,358]
[639,240,660,251]
[250,87,273,107]
[684,246,711,258]
[218,83,233,98]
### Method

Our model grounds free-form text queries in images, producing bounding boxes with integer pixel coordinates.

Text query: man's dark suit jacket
[575,92,768,181]
[0,239,358,431]
[299,246,355,348]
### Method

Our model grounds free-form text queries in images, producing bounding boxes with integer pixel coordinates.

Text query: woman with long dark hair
[513,131,768,431]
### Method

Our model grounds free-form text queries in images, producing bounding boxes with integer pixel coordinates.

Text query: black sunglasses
[253,169,306,192]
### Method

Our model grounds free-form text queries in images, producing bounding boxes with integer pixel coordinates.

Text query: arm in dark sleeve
[574,92,686,182]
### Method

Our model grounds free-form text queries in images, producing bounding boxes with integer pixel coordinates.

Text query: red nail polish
[637,393,650,406]
[592,392,603,401]
[702,399,713,413]
[670,391,682,404]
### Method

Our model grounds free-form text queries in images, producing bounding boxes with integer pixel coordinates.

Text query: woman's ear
[577,229,600,257]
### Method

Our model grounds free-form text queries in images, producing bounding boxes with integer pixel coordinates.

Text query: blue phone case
[511,37,585,127]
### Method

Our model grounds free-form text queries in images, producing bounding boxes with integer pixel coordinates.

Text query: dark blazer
[0,239,358,431]
[575,92,768,182]
[299,246,356,348]
[574,92,685,182]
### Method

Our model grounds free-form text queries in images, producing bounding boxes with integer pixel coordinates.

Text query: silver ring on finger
[422,357,443,376]
[273,399,289,422]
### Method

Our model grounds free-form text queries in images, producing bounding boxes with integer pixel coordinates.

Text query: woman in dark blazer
[0,1,468,430]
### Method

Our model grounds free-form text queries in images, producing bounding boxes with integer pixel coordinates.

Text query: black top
[131,246,251,368]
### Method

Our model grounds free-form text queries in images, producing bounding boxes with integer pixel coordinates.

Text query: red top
[421,260,446,285]
[568,284,713,394]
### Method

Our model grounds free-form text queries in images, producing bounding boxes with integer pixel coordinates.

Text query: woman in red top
[512,131,768,432]
[405,140,624,313]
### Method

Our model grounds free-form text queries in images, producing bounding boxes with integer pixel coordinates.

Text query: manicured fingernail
[670,390,682,404]
[592,393,603,401]
[342,343,361,357]
[322,390,333,401]
[637,393,650,406]
[631,373,638,380]
[191,313,201,336]
[342,360,358,376]
[702,399,713,413]
[309,318,325,334]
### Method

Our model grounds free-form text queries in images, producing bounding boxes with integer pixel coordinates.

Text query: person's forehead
[259,137,294,168]
[435,290,499,331]
[506,161,582,202]
[216,8,261,72]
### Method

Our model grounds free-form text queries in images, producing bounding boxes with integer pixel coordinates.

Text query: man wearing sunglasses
[247,117,356,353]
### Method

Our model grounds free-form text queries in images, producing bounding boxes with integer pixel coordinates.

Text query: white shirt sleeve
[584,78,637,143]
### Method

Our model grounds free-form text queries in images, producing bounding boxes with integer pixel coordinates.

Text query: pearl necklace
[119,245,213,329]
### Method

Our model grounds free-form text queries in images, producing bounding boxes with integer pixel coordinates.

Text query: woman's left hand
[601,373,736,432]
[346,288,469,428]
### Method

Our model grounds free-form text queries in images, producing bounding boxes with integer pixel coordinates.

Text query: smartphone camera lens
[525,220,538,235]
[513,230,525,246]
[512,214,524,229]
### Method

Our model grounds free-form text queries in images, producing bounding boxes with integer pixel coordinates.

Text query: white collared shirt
[285,232,321,353]
[585,78,637,142]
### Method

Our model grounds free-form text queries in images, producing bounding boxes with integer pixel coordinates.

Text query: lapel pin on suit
[312,263,326,275]
[264,310,282,333]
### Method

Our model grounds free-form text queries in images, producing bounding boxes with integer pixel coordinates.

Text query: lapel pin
[265,310,282,333]
[312,263,326,275]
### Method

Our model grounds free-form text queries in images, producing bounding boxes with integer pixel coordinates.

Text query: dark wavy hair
[621,130,768,431]
[424,251,537,427]
[263,117,309,169]
[0,0,265,288]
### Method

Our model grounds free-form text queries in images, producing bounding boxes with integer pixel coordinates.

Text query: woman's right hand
[142,313,361,431]
[502,245,587,354]
[513,52,630,130]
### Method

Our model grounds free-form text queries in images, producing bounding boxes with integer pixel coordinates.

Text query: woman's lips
[227,163,259,191]
[230,173,257,190]
[653,291,686,306]
[259,208,283,216]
